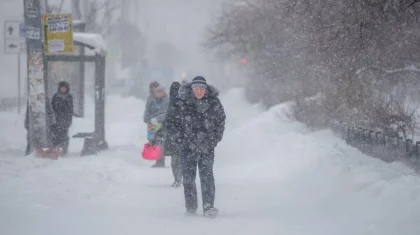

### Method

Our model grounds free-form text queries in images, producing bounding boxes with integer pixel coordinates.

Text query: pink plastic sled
[35,147,63,160]
[142,143,162,161]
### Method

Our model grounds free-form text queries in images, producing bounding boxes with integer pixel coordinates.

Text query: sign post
[23,0,49,149]
[4,20,25,113]
[17,53,21,114]
[4,20,26,54]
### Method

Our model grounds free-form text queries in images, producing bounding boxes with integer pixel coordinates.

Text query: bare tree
[42,0,65,13]
[204,0,420,133]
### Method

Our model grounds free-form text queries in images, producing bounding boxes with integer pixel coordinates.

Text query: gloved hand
[151,118,158,125]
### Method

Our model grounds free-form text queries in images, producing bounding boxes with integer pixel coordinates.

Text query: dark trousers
[155,156,165,166]
[181,151,215,212]
[171,154,182,182]
[152,144,165,167]
[150,128,165,167]
[51,125,69,154]
[25,130,32,156]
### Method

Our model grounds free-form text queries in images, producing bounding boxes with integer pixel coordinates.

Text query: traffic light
[241,58,247,65]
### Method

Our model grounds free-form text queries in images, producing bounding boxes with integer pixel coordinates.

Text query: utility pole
[17,53,21,114]
[23,0,49,149]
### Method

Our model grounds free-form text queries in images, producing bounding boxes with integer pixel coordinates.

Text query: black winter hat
[58,81,70,92]
[191,76,207,89]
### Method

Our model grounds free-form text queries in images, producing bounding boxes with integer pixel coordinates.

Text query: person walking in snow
[167,76,226,217]
[143,81,160,123]
[51,81,73,155]
[181,79,188,85]
[143,81,160,126]
[161,81,183,187]
[143,85,169,167]
[144,81,160,107]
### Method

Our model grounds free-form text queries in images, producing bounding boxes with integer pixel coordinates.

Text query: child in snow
[143,85,169,167]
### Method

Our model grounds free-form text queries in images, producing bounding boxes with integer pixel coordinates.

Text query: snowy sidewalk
[0,150,286,235]
[1,89,420,235]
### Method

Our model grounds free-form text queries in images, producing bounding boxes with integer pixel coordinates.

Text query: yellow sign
[43,14,73,53]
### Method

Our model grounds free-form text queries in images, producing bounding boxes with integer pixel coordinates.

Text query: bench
[72,132,108,156]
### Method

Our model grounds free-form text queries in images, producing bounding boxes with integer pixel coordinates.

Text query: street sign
[26,0,38,18]
[4,20,24,38]
[3,20,26,114]
[4,20,25,54]
[25,26,41,39]
[4,38,26,54]
[43,14,73,53]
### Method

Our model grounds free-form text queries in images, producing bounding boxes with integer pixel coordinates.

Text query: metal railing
[0,97,26,113]
[329,121,420,172]
[329,120,420,171]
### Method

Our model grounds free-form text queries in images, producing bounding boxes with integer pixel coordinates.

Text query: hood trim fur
[178,83,219,101]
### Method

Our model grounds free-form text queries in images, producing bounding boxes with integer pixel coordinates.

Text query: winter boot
[63,138,69,156]
[185,209,198,216]
[25,143,32,156]
[172,180,182,188]
[151,163,165,168]
[203,207,219,218]
[151,157,165,168]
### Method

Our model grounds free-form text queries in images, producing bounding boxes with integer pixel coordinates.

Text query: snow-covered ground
[1,88,420,235]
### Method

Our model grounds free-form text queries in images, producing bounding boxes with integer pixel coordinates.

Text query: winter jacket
[161,82,182,156]
[143,94,169,124]
[166,83,226,154]
[51,82,73,129]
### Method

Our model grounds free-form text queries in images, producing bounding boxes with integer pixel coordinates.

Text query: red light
[241,58,247,65]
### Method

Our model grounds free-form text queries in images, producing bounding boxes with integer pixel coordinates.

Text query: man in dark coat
[166,76,226,217]
[162,81,183,187]
[51,81,73,155]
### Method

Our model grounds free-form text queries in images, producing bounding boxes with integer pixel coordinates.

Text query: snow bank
[216,95,420,235]
[219,88,265,128]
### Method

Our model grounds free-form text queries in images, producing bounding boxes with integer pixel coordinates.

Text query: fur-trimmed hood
[178,83,219,102]
[167,82,226,154]
[58,81,70,93]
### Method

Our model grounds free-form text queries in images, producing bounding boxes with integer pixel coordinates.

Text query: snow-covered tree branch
[204,0,420,136]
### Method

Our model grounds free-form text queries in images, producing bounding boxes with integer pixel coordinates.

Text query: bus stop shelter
[44,32,108,156]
